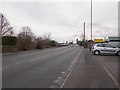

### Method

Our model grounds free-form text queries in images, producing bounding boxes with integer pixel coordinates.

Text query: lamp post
[84,22,85,41]
[90,0,93,50]
[83,22,86,48]
[0,14,3,36]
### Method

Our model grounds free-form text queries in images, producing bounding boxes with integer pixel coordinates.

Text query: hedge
[2,36,17,46]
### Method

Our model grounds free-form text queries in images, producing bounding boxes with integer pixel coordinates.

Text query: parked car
[92,43,120,56]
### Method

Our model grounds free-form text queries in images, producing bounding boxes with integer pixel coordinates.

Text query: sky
[0,0,118,43]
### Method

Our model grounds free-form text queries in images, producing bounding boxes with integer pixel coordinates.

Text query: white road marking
[49,85,58,88]
[29,51,65,62]
[54,77,62,83]
[95,59,119,88]
[1,53,12,55]
[1,60,28,71]
[15,60,27,65]
[0,66,10,70]
[3,66,10,70]
[2,47,67,56]
[29,55,47,61]
[61,72,65,74]
[60,51,81,88]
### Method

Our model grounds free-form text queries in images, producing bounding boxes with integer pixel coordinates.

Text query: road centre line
[1,60,28,71]
[0,66,10,71]
[29,49,74,62]
[15,60,27,65]
[3,66,10,70]
[2,47,75,71]
[2,47,69,56]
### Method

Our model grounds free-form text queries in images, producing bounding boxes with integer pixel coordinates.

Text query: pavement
[62,49,119,88]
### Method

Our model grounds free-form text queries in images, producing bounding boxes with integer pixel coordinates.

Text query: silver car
[92,43,120,56]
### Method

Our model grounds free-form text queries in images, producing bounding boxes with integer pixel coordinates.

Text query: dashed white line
[15,60,27,65]
[61,72,65,74]
[1,60,28,71]
[0,66,10,70]
[54,77,62,83]
[49,85,57,88]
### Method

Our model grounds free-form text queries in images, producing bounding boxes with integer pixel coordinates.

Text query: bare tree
[0,13,13,36]
[35,32,52,49]
[35,36,44,49]
[17,26,34,50]
[43,32,51,40]
[42,32,51,48]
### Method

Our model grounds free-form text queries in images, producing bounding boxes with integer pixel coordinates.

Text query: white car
[92,43,120,56]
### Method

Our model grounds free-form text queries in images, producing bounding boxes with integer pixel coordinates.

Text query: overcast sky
[0,0,118,43]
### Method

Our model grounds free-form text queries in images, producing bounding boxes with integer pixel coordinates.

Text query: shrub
[2,36,17,46]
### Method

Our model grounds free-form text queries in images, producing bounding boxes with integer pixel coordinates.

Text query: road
[2,46,119,88]
[2,46,81,88]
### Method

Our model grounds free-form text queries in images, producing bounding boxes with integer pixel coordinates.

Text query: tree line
[0,13,58,53]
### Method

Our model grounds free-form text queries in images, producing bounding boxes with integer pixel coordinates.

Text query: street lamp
[90,0,93,50]
[84,22,85,41]
[0,13,3,36]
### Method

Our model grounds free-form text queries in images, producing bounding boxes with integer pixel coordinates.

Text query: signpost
[94,39,104,43]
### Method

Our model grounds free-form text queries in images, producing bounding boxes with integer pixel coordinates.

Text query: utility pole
[90,0,93,50]
[0,14,3,36]
[83,22,86,48]
[84,22,85,41]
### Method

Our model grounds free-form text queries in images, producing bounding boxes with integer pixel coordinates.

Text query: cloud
[0,1,118,42]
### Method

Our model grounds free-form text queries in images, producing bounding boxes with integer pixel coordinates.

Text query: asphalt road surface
[92,53,119,83]
[2,46,81,88]
[62,49,119,88]
[2,46,119,88]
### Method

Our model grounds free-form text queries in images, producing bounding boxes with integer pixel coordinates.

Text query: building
[105,37,120,47]
[105,37,120,42]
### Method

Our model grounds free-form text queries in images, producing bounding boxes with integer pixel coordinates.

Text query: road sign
[94,39,104,43]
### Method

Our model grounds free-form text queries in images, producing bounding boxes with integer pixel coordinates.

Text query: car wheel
[117,51,120,56]
[94,50,100,55]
